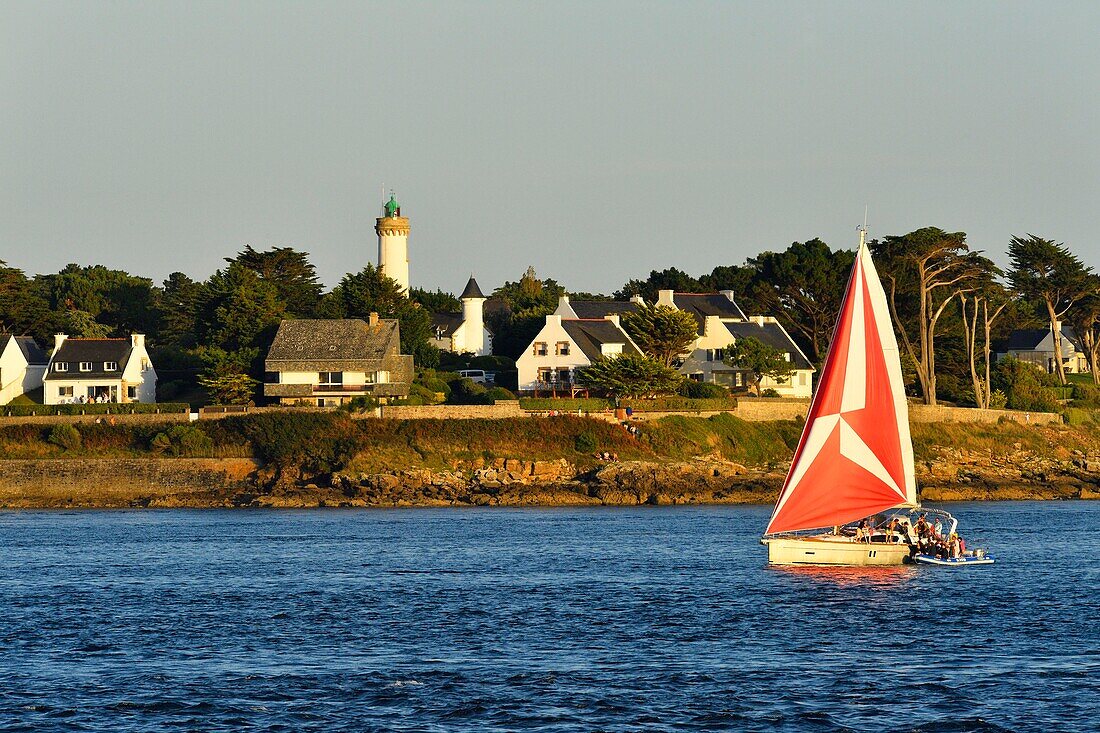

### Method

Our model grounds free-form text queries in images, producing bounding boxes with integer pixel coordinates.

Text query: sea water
[0,503,1096,732]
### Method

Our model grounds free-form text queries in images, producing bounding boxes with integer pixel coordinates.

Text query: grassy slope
[1,413,1098,476]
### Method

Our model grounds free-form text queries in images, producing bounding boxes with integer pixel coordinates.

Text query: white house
[516,314,642,394]
[430,276,492,356]
[654,290,814,397]
[263,316,414,406]
[677,315,815,397]
[0,335,48,404]
[998,323,1089,374]
[43,333,157,404]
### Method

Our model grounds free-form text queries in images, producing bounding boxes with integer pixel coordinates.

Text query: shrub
[48,424,82,451]
[340,396,379,414]
[1070,382,1100,409]
[220,412,364,476]
[448,377,490,405]
[678,381,730,399]
[760,388,781,398]
[484,386,517,401]
[574,432,598,454]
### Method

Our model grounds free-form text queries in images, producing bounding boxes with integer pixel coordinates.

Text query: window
[556,368,571,384]
[555,342,570,356]
[375,371,390,384]
[127,386,137,400]
[533,342,548,356]
[798,373,807,386]
[364,372,377,384]
[104,361,118,371]
[79,362,93,372]
[54,362,68,372]
[318,371,343,386]
[537,367,553,383]
[59,386,74,398]
[140,358,151,370]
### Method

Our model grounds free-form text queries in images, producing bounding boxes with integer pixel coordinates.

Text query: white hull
[763,536,913,566]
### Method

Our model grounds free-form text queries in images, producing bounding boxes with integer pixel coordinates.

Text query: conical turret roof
[460,276,485,299]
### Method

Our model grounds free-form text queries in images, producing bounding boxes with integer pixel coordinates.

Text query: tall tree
[0,261,54,339]
[621,304,699,367]
[1008,234,1093,385]
[746,239,855,364]
[35,264,158,336]
[486,266,565,360]
[872,228,986,405]
[410,287,460,313]
[195,262,286,354]
[155,272,203,350]
[724,336,795,396]
[230,245,323,317]
[614,267,704,302]
[1067,276,1100,385]
[958,262,1010,408]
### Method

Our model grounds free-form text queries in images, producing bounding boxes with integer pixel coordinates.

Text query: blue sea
[1,503,1096,732]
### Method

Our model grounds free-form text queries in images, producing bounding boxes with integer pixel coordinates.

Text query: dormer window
[555,342,570,356]
[79,362,93,372]
[104,361,118,371]
[54,362,68,372]
[533,342,548,356]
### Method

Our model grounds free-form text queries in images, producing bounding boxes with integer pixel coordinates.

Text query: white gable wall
[516,315,591,392]
[1,337,46,405]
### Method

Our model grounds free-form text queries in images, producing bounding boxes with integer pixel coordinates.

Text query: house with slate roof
[429,276,491,356]
[516,314,643,395]
[997,323,1089,374]
[678,315,815,396]
[263,315,413,406]
[0,335,49,404]
[553,294,644,320]
[43,334,157,404]
[647,290,812,396]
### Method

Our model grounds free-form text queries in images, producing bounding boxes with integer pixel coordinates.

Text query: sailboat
[761,227,918,566]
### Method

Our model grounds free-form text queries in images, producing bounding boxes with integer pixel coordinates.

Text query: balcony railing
[312,383,376,394]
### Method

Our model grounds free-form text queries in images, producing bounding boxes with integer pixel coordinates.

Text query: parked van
[458,369,488,384]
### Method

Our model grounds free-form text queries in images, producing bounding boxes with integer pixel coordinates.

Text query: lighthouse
[376,193,410,292]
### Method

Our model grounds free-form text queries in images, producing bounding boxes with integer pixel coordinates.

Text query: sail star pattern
[765,237,917,535]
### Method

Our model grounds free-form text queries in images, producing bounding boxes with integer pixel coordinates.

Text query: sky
[2,1,1098,295]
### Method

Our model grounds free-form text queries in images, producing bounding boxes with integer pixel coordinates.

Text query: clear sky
[2,1,1098,294]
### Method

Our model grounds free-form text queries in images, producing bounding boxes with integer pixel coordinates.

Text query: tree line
[2,226,1096,407]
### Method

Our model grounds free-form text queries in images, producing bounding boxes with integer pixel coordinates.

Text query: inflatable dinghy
[914,553,994,566]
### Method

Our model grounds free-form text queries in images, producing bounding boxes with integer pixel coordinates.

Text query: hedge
[1,403,190,417]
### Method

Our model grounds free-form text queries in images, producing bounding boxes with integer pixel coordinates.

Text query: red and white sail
[764,232,917,535]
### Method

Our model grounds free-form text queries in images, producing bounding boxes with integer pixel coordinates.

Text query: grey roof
[14,336,47,365]
[1005,326,1080,351]
[266,318,400,366]
[45,339,133,380]
[569,300,640,319]
[561,320,641,362]
[672,293,748,331]
[431,311,464,338]
[724,320,813,370]
[459,276,485,299]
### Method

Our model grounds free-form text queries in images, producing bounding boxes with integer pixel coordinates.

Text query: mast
[764,229,917,535]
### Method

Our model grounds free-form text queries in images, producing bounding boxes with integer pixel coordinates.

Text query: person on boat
[933,518,944,539]
[916,514,928,538]
[855,518,869,543]
[886,517,899,544]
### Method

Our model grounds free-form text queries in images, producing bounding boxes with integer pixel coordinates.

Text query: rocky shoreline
[1,447,1098,508]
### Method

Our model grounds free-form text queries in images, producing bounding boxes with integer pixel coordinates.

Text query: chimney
[606,314,621,327]
[546,314,562,327]
[720,290,736,302]
[629,294,645,305]
[369,312,380,330]
[53,333,67,353]
[131,333,145,350]
[657,289,675,307]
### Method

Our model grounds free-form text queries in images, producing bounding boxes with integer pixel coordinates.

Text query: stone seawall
[381,400,524,420]
[0,413,191,426]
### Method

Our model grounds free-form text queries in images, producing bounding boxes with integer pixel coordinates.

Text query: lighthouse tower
[376,193,410,292]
